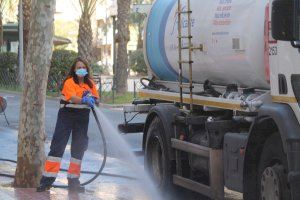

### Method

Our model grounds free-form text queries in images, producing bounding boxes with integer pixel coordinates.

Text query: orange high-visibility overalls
[40,77,99,186]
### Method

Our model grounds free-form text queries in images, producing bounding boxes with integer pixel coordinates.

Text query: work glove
[81,96,96,108]
[82,90,90,98]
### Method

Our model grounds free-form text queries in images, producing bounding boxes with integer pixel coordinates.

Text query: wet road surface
[0,91,242,199]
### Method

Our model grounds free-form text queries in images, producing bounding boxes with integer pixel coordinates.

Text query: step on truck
[118,0,300,199]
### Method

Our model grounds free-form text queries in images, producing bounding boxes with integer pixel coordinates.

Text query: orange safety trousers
[40,107,89,186]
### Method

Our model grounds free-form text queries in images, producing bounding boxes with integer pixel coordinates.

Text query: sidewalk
[0,126,152,200]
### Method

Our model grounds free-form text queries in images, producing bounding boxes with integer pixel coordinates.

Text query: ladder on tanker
[177,0,194,112]
[173,1,224,199]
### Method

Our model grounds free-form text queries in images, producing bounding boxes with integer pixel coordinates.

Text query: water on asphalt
[0,92,243,200]
[94,107,163,200]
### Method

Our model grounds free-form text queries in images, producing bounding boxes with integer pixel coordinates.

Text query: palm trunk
[14,0,55,187]
[115,0,131,94]
[137,22,143,49]
[78,12,93,65]
[0,12,3,52]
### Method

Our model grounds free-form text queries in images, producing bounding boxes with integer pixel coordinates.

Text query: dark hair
[62,57,93,89]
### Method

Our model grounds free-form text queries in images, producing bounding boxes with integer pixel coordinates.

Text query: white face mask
[75,68,88,77]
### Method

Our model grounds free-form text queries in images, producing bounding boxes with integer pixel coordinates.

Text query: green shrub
[0,52,18,87]
[91,63,109,75]
[48,49,77,92]
[129,49,147,75]
[0,52,18,73]
[50,49,77,78]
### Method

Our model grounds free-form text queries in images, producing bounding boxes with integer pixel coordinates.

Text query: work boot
[68,178,85,193]
[36,184,51,192]
[36,176,54,192]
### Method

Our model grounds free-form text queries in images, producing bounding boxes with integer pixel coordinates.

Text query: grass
[0,85,23,93]
[46,91,60,98]
[0,86,60,98]
[100,91,138,104]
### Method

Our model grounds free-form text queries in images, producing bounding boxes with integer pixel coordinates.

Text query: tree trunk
[14,0,55,188]
[137,20,143,49]
[78,12,93,65]
[0,12,3,52]
[115,0,131,94]
[23,0,32,60]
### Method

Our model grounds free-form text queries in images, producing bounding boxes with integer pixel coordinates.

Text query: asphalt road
[0,91,242,200]
[0,91,145,158]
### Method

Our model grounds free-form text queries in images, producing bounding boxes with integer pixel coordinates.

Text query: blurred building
[55,0,152,75]
[2,0,152,77]
[94,0,152,75]
[2,23,71,53]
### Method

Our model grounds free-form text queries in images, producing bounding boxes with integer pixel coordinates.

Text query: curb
[0,90,22,96]
[0,90,128,109]
[0,90,60,100]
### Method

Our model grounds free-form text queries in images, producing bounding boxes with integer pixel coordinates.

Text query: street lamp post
[18,0,24,86]
[112,15,116,104]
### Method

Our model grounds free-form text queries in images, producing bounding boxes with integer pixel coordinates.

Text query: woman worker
[37,57,99,192]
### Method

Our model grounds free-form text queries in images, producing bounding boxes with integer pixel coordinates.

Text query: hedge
[48,49,77,92]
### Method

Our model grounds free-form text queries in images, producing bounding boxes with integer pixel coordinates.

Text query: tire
[257,133,291,200]
[144,116,174,191]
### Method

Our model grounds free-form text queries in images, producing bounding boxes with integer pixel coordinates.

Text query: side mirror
[272,0,295,41]
[291,40,300,48]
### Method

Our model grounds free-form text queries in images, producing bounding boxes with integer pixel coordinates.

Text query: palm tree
[131,0,152,48]
[78,0,98,64]
[14,0,55,187]
[129,0,153,76]
[129,12,146,49]
[115,0,131,94]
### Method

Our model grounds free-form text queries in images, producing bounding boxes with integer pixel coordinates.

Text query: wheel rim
[261,165,284,200]
[149,136,164,186]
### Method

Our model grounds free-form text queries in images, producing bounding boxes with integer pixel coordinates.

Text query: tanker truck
[119,0,300,199]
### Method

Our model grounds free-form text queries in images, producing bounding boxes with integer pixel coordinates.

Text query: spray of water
[93,107,163,200]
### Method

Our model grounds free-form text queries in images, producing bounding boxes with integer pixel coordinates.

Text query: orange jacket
[61,77,100,101]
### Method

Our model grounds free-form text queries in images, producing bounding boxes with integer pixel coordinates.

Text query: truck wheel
[257,133,291,200]
[144,116,173,191]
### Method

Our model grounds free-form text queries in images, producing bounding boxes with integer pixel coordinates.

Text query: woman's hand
[70,96,82,104]
[81,96,95,107]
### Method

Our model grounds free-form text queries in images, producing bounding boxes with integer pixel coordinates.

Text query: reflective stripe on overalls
[67,157,82,178]
[43,156,61,177]
[60,96,90,109]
